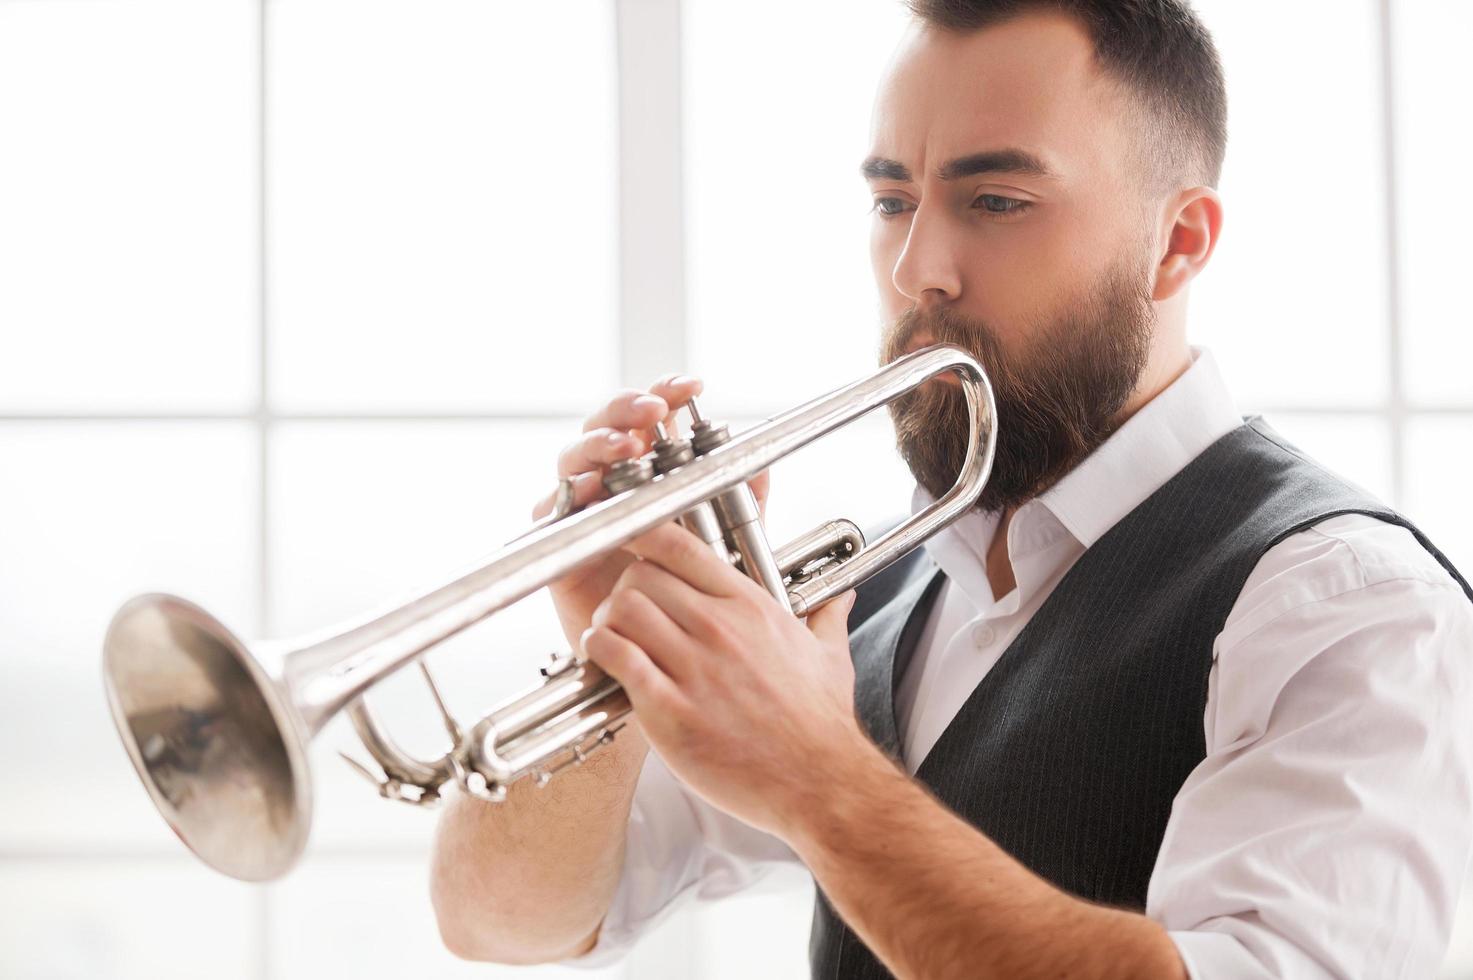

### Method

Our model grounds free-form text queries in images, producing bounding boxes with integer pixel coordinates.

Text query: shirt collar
[910,345,1242,597]
[1034,345,1242,548]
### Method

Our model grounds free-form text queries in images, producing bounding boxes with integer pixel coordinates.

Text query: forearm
[785,735,1187,980]
[429,722,651,963]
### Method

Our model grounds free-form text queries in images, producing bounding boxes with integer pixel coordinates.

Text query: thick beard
[880,258,1156,514]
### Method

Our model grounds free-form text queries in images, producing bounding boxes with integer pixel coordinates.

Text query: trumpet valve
[651,426,696,473]
[602,457,655,495]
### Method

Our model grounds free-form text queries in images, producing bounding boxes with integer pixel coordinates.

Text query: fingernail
[633,394,665,412]
[671,374,697,388]
[606,431,630,446]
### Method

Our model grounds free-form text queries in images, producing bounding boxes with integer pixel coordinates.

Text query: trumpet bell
[102,593,313,881]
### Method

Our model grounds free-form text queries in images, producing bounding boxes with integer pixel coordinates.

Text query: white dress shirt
[566,347,1473,979]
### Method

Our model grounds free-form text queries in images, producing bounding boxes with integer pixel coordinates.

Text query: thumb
[749,468,770,520]
[806,589,858,648]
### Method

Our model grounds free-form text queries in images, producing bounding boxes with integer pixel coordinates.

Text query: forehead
[870,12,1131,184]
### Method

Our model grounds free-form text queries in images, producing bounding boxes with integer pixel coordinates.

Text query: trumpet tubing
[102,344,998,881]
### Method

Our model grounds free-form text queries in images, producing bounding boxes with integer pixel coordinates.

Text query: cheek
[967,223,1081,339]
[1025,203,1126,281]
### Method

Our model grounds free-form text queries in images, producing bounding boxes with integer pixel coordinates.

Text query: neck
[1122,341,1192,421]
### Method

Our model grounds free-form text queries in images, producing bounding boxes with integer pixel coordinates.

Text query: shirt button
[971,624,996,647]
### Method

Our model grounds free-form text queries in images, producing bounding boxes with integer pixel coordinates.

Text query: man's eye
[869,197,911,218]
[974,194,1031,216]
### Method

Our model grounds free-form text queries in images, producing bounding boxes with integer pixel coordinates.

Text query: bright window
[1,1,1468,977]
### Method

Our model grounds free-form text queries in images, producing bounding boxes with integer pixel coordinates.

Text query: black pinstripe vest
[809,417,1472,980]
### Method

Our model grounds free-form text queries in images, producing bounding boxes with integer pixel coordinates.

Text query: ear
[1152,186,1223,302]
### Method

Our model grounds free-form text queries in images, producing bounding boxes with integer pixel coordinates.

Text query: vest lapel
[849,561,945,760]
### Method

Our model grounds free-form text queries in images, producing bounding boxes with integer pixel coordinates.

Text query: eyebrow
[860,148,1057,182]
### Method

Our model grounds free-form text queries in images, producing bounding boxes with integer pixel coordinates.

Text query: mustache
[880,305,1020,391]
[883,305,990,356]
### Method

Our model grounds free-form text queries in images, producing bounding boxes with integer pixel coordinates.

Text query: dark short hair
[904,0,1227,193]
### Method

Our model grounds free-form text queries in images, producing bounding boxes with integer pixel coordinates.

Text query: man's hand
[533,374,769,653]
[580,521,864,839]
[576,525,1188,980]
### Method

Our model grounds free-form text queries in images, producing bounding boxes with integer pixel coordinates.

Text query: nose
[890,202,962,307]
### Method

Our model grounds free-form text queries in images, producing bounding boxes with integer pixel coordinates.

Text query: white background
[1,0,1470,977]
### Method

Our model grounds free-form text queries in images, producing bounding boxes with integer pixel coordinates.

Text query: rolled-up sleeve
[562,747,804,968]
[1149,520,1473,979]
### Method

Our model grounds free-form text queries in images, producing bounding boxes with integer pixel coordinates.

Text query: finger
[619,558,727,639]
[530,471,603,521]
[582,390,670,435]
[581,625,682,710]
[592,585,697,683]
[806,589,858,648]
[557,427,643,478]
[620,522,751,598]
[645,374,704,431]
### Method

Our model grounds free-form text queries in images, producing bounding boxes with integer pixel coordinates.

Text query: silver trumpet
[102,344,997,882]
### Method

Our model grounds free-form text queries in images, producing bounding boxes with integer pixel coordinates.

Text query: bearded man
[428,2,1473,977]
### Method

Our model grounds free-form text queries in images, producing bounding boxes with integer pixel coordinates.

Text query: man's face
[869,13,1162,511]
